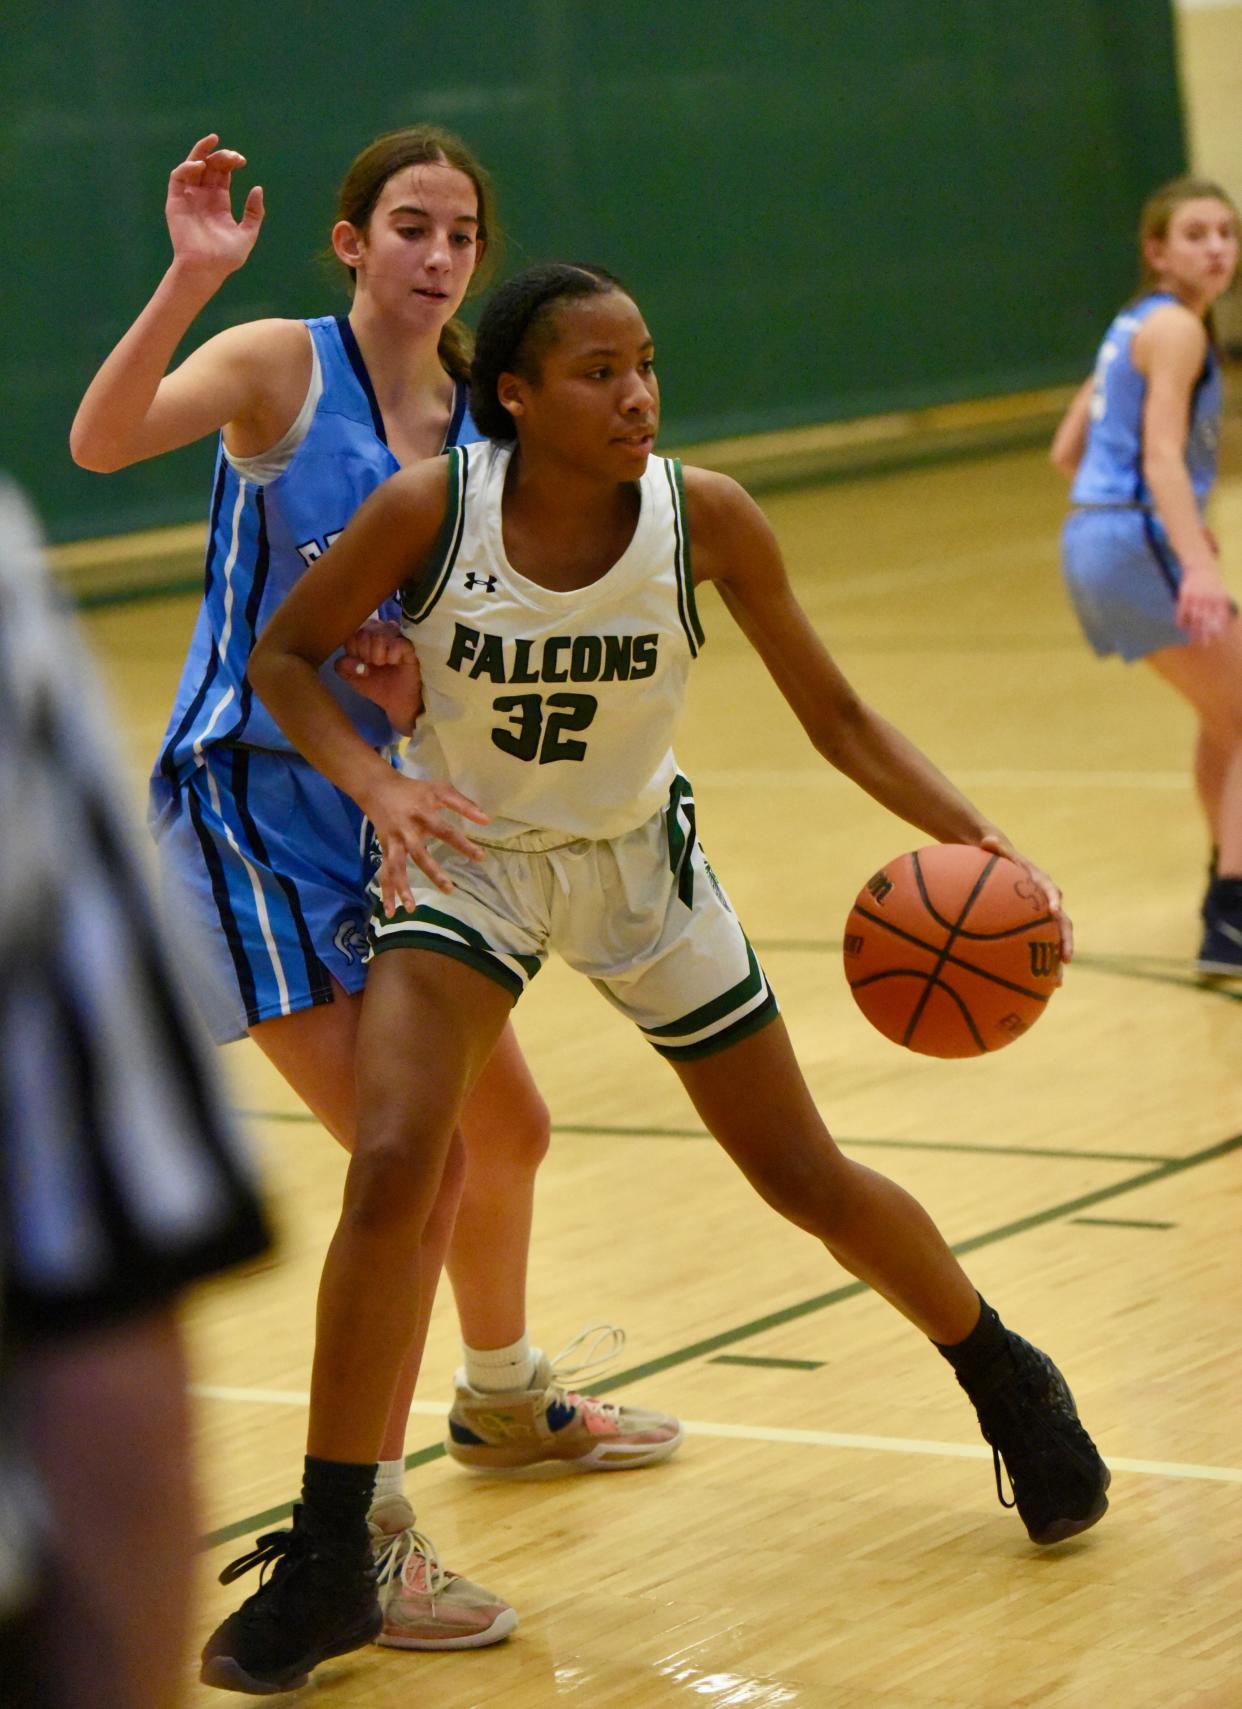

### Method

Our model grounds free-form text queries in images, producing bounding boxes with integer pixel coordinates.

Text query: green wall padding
[2,1,1183,540]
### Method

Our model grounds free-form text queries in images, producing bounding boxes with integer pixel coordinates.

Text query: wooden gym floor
[80,428,1242,1707]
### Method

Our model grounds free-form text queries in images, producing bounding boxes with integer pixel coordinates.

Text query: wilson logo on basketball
[1028,941,1059,978]
[843,932,864,956]
[865,871,893,904]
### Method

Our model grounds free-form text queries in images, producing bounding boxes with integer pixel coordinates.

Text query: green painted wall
[3,1,1183,539]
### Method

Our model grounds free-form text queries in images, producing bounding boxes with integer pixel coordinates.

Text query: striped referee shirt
[0,478,269,1615]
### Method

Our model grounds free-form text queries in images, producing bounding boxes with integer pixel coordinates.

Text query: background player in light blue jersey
[206,263,1109,1695]
[1051,176,1242,974]
[70,132,679,1652]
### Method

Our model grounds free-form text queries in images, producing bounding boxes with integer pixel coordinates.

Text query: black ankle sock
[300,1456,377,1549]
[933,1297,1010,1386]
[1209,874,1242,910]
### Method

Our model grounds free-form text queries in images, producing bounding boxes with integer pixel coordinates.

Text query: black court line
[558,1128,1173,1168]
[239,1111,1172,1169]
[201,1126,1242,1552]
[754,937,1242,1007]
[710,1355,825,1371]
[1070,1216,1176,1231]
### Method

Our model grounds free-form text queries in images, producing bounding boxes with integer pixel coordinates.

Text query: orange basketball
[842,844,1061,1057]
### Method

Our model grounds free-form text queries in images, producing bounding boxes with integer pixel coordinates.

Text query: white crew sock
[373,1457,407,1504]
[464,1333,539,1393]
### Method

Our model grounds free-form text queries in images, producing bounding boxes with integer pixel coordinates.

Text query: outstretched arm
[685,467,1070,955]
[249,463,488,905]
[69,134,292,471]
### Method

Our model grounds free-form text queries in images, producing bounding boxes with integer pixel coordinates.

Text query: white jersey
[398,441,704,845]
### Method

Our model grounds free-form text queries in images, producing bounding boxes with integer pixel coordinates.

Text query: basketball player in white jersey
[70,137,679,1658]
[202,263,1109,1695]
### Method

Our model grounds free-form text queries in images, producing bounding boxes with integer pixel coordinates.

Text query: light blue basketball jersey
[1070,291,1220,509]
[153,315,478,802]
[148,317,479,1043]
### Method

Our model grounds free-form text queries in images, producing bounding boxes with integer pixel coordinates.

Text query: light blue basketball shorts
[150,746,375,1044]
[368,776,780,1061]
[1060,507,1187,662]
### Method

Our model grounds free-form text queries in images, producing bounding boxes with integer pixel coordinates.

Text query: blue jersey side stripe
[234,487,271,737]
[158,459,230,782]
[194,476,267,755]
[187,776,260,1021]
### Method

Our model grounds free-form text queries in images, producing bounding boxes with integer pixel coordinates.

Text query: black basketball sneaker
[200,1504,382,1694]
[958,1332,1111,1545]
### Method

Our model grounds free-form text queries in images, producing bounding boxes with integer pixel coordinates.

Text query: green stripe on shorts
[650,988,780,1061]
[370,901,541,999]
[644,939,765,1040]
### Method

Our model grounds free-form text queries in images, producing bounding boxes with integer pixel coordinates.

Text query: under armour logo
[464,572,499,593]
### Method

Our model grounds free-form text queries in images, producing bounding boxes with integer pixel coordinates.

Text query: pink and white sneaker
[445,1324,683,1472]
[368,1496,517,1649]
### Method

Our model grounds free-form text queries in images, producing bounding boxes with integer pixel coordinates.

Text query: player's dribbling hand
[166,134,264,276]
[335,619,423,734]
[978,832,1073,970]
[363,772,490,913]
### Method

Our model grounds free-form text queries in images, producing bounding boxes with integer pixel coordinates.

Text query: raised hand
[165,134,264,277]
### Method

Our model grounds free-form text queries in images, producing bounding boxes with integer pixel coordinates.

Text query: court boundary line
[756,939,1242,1008]
[200,1127,1242,1550]
[190,1390,1242,1487]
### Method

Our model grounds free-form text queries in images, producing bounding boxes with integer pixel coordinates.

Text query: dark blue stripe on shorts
[230,749,329,1006]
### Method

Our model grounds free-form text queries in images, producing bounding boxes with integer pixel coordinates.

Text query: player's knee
[344,1127,451,1233]
[473,1091,551,1174]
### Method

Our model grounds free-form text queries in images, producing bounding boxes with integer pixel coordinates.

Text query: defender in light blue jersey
[72,132,681,1667]
[1060,289,1221,661]
[1051,175,1241,972]
[149,311,476,1037]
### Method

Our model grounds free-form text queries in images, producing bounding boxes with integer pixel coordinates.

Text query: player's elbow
[69,421,132,473]
[248,622,312,705]
[247,630,279,699]
[1141,441,1182,489]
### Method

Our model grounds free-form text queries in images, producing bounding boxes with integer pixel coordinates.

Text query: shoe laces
[372,1522,449,1607]
[990,1448,1016,1511]
[218,1518,304,1589]
[548,1321,626,1386]
[972,1342,1077,1512]
[547,1323,627,1418]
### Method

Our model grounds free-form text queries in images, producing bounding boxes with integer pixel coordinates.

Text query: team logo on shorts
[333,918,370,964]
